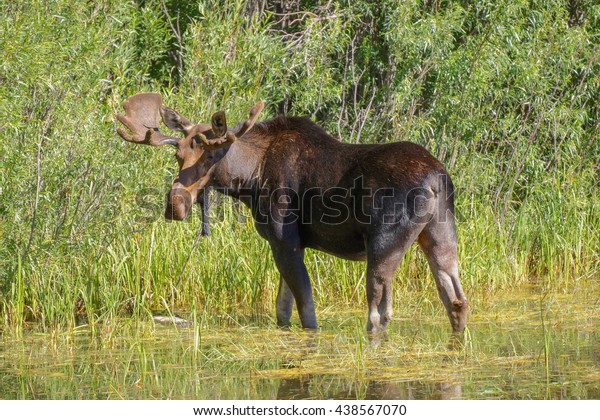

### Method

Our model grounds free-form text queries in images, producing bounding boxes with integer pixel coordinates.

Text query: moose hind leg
[365,219,425,333]
[418,224,467,333]
[366,246,410,333]
[366,272,387,333]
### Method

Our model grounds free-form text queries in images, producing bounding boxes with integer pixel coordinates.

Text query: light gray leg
[429,257,467,333]
[418,225,468,333]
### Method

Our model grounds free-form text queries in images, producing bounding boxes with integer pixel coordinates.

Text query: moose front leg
[276,274,295,328]
[197,187,211,236]
[271,245,317,330]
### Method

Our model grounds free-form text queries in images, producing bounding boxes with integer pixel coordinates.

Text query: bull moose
[117,93,468,333]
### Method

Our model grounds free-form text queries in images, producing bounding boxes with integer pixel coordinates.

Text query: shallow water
[1,286,599,399]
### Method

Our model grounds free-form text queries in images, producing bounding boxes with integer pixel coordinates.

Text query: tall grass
[0,0,598,333]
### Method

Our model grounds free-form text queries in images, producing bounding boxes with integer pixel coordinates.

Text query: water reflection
[276,375,462,400]
[274,331,464,400]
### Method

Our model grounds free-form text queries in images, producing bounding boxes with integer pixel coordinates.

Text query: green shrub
[0,0,598,331]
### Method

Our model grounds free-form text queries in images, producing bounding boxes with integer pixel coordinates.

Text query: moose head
[116,93,264,221]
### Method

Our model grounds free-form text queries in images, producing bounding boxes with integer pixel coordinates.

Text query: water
[0,286,598,399]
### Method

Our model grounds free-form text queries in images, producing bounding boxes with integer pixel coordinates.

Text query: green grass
[0,0,599,334]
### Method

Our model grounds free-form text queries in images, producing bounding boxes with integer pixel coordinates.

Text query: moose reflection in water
[276,375,462,400]
[117,93,467,334]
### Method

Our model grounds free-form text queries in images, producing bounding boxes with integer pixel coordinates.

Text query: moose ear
[211,111,227,137]
[160,106,194,133]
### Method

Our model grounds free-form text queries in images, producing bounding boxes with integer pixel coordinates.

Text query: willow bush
[0,0,598,330]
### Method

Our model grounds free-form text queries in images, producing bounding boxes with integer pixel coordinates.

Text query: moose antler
[235,101,264,138]
[116,93,180,146]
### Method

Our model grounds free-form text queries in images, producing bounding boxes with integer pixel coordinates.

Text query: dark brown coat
[195,116,467,332]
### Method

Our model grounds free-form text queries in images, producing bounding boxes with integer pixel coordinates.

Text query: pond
[0,285,598,399]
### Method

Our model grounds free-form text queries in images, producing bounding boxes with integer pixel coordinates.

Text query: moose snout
[165,186,193,221]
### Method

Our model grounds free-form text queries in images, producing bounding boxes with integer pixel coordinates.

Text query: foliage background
[0,0,598,331]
